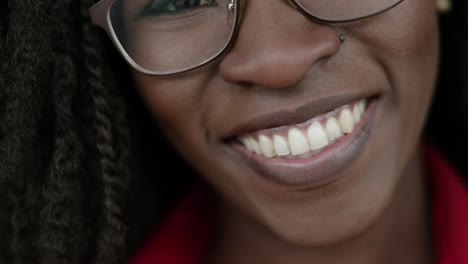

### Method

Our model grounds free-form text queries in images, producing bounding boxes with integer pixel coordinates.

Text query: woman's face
[133,0,438,246]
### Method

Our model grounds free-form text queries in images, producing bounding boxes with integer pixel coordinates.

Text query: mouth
[227,96,380,188]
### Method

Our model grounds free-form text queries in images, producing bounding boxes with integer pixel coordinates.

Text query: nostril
[219,54,309,88]
[219,29,341,89]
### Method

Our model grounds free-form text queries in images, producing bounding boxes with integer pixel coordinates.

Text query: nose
[219,0,341,89]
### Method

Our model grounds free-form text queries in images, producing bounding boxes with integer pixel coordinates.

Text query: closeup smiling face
[131,0,439,247]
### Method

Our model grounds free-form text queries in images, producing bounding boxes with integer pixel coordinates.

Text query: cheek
[132,74,209,155]
[381,1,438,161]
[350,0,438,149]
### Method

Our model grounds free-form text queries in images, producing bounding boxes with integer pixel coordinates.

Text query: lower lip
[229,98,380,189]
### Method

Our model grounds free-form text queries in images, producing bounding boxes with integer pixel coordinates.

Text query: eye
[142,0,218,17]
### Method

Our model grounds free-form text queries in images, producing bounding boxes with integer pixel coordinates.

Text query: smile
[229,96,379,187]
[237,99,367,159]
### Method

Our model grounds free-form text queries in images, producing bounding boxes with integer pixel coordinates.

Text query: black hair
[426,3,468,177]
[0,0,466,263]
[0,0,132,262]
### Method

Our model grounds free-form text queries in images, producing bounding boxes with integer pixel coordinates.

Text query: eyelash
[143,0,217,17]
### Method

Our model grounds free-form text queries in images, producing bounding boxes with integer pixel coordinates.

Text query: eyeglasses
[89,0,404,76]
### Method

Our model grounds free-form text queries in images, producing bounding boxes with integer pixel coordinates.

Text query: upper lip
[222,92,377,140]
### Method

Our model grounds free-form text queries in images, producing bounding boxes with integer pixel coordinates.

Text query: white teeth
[273,135,290,156]
[288,128,310,156]
[249,137,262,155]
[325,117,342,141]
[241,138,254,152]
[307,122,329,150]
[360,100,366,115]
[239,99,369,158]
[339,108,355,134]
[259,135,275,158]
[353,104,361,123]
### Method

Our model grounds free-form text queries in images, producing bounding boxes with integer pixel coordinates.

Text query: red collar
[426,145,468,264]
[132,146,468,264]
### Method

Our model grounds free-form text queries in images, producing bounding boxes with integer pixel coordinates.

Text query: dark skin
[132,0,438,263]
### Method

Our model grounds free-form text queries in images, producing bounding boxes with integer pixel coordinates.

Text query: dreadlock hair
[0,0,467,263]
[0,0,133,262]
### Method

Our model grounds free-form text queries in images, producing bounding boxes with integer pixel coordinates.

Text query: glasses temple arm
[88,0,113,29]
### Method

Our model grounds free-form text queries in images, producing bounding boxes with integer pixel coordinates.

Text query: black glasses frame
[89,0,405,76]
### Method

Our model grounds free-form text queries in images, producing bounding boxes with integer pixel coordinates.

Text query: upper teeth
[239,99,367,158]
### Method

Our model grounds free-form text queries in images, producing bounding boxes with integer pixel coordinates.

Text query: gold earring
[436,0,452,14]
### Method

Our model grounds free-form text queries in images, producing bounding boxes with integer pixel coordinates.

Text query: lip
[227,97,380,189]
[221,93,377,140]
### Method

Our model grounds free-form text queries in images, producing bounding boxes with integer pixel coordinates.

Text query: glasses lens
[109,0,236,75]
[295,0,402,21]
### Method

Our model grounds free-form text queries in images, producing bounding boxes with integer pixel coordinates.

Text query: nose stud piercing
[339,32,346,44]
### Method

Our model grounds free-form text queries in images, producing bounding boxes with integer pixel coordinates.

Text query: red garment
[427,146,468,263]
[132,147,468,264]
